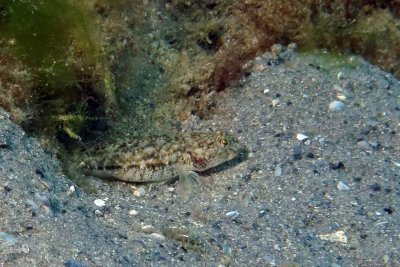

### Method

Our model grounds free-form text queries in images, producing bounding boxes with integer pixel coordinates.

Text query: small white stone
[337,181,350,190]
[357,140,371,150]
[129,209,138,216]
[375,211,382,216]
[263,88,270,94]
[167,187,175,192]
[329,101,345,112]
[296,133,308,141]
[225,211,240,220]
[94,199,106,207]
[94,209,103,216]
[21,244,30,253]
[337,71,344,80]
[272,99,279,107]
[333,84,343,91]
[383,255,390,263]
[69,185,75,192]
[273,244,280,251]
[274,164,282,176]
[133,187,146,197]
[149,233,165,240]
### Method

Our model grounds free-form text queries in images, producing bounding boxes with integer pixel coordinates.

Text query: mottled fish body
[78,131,245,183]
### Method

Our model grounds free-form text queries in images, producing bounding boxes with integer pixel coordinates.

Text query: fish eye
[220,139,228,146]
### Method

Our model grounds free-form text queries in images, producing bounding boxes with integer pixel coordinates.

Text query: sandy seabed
[0,47,399,266]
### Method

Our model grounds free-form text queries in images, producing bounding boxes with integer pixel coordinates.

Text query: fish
[77,131,246,185]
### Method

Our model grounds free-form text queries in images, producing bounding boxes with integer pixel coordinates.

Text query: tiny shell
[329,101,345,112]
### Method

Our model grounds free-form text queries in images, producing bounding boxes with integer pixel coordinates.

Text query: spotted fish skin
[78,131,246,183]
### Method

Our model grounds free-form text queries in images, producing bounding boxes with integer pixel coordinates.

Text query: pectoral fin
[177,171,200,199]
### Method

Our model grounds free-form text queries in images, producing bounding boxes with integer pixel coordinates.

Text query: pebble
[141,225,155,234]
[0,231,18,245]
[333,84,343,92]
[357,140,371,150]
[392,160,400,167]
[337,181,350,190]
[329,101,345,111]
[336,92,347,101]
[225,211,240,220]
[263,255,277,266]
[66,185,76,196]
[318,230,348,243]
[149,233,165,240]
[21,244,30,253]
[369,183,381,192]
[383,255,390,264]
[274,164,282,176]
[271,44,284,55]
[133,186,146,197]
[330,161,345,170]
[94,209,103,216]
[296,133,308,141]
[128,209,138,216]
[94,199,106,207]
[272,99,279,107]
[223,243,232,255]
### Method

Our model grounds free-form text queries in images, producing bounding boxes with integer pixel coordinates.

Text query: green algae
[0,0,114,140]
[298,50,363,76]
[1,1,96,87]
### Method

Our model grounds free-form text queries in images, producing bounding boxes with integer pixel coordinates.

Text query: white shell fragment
[296,133,308,141]
[319,230,348,243]
[337,181,350,190]
[329,101,345,112]
[94,199,106,207]
[225,211,240,220]
[336,92,347,101]
[141,225,155,234]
